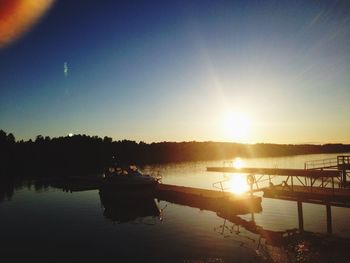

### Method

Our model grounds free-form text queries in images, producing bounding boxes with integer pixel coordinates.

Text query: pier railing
[304,155,350,170]
[207,166,345,195]
[208,157,350,207]
[212,176,232,192]
[304,157,338,170]
[337,155,350,170]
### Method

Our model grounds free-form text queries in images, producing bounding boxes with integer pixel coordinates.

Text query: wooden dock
[207,164,350,206]
[50,177,102,192]
[263,185,350,207]
[156,184,262,215]
[50,178,262,216]
[206,167,341,178]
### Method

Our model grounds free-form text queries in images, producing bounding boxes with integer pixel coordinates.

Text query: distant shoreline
[1,129,350,177]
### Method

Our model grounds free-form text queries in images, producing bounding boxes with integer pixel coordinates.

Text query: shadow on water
[210,202,350,263]
[99,190,162,224]
[214,215,350,263]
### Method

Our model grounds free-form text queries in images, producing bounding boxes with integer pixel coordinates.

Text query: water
[1,153,350,262]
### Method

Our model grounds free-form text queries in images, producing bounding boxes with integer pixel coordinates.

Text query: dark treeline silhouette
[1,129,350,177]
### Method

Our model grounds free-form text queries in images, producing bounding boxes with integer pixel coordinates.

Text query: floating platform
[207,165,350,207]
[50,178,261,215]
[50,177,102,192]
[207,167,341,178]
[156,184,262,215]
[263,185,350,207]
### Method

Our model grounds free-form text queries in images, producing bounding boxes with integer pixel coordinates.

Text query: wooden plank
[263,185,350,207]
[207,167,341,178]
[157,183,252,200]
[156,183,262,215]
[267,185,350,197]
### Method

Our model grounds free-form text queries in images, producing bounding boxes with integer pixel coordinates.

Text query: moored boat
[100,165,160,197]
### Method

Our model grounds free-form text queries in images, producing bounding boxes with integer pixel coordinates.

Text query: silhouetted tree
[7,133,15,144]
[1,129,350,178]
[35,135,44,143]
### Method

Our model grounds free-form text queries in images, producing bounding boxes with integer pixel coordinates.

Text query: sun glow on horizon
[221,111,252,142]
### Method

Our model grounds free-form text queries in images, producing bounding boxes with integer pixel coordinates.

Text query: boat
[100,165,160,197]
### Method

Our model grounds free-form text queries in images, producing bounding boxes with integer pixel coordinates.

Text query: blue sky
[1,0,350,143]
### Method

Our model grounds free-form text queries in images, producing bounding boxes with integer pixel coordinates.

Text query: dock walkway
[207,158,350,207]
[263,184,350,207]
[156,184,262,215]
[206,167,341,178]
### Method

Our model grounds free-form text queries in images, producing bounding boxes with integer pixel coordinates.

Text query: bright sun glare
[232,157,244,169]
[222,111,251,142]
[227,158,249,194]
[228,174,249,195]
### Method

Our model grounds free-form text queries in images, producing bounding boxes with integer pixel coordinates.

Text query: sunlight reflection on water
[0,153,350,262]
[144,153,350,237]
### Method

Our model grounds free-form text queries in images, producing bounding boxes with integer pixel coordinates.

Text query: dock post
[326,204,332,234]
[251,212,255,222]
[247,174,254,197]
[342,170,347,186]
[297,200,304,232]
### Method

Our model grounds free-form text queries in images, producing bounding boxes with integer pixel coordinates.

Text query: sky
[0,0,350,144]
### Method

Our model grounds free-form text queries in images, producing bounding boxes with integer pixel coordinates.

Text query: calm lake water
[1,153,350,262]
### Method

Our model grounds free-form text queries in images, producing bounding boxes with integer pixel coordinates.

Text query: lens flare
[64,62,68,77]
[228,174,249,195]
[0,0,55,48]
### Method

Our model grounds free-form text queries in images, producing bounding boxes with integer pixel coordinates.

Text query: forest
[1,129,350,177]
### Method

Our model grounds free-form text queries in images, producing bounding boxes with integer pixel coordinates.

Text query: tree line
[1,129,350,177]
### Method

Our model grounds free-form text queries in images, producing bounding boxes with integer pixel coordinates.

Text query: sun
[222,111,252,142]
[232,157,244,169]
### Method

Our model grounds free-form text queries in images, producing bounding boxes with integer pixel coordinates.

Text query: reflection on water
[214,215,350,263]
[99,190,161,224]
[227,174,249,195]
[0,178,15,202]
[1,153,350,262]
[0,177,51,202]
[143,152,350,190]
